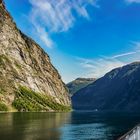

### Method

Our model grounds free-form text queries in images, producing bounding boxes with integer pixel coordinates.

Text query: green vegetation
[0,55,5,66]
[13,86,71,112]
[0,55,11,67]
[67,78,96,96]
[0,102,8,111]
[15,61,22,69]
[0,86,6,94]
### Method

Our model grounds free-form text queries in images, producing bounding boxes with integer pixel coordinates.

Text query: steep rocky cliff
[67,78,96,96]
[72,62,140,112]
[0,0,71,111]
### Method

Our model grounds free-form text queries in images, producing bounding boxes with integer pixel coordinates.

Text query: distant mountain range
[72,62,140,112]
[67,78,96,96]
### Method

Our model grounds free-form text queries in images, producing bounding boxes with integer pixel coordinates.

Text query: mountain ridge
[0,0,71,111]
[72,61,140,112]
[67,78,96,96]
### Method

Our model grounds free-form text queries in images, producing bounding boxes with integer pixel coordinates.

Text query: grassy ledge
[12,86,71,112]
[0,102,8,111]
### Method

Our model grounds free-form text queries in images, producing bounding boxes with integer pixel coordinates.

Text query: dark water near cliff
[0,112,140,140]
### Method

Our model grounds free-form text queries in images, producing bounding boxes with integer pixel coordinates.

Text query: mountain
[0,0,71,112]
[67,78,96,96]
[72,62,140,112]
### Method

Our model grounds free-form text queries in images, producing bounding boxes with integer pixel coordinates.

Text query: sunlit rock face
[0,0,71,111]
[72,62,140,112]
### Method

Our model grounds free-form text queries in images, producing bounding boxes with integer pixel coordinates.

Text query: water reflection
[61,112,140,140]
[0,112,140,140]
[0,112,71,140]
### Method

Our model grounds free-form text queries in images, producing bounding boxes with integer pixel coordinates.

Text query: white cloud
[111,51,138,59]
[125,0,140,3]
[77,57,125,78]
[33,24,54,48]
[28,0,97,48]
[77,44,140,78]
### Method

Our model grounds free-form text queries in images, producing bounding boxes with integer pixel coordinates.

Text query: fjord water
[0,112,140,140]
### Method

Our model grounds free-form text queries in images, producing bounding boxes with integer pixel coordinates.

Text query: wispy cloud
[77,43,140,78]
[77,57,125,78]
[125,0,140,4]
[111,51,139,59]
[28,0,97,48]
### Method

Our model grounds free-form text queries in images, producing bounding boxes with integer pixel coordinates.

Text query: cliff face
[72,62,140,112]
[0,0,71,111]
[67,78,96,96]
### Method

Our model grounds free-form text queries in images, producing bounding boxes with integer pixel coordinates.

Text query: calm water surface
[0,112,140,140]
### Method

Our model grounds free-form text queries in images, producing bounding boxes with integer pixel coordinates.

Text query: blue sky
[4,0,140,83]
